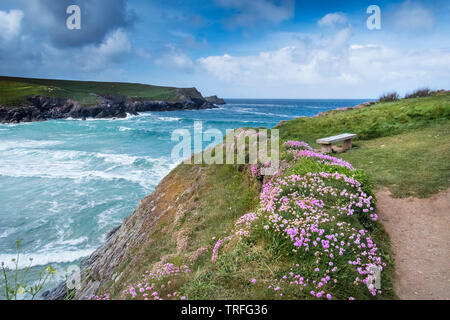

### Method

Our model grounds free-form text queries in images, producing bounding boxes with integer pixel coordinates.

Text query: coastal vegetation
[404,88,432,99]
[89,133,395,300]
[1,90,448,300]
[86,91,448,301]
[0,241,56,300]
[378,92,400,103]
[0,76,195,106]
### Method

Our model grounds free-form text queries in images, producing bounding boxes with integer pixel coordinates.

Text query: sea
[0,98,368,296]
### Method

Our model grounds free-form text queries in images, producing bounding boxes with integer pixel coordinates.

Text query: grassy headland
[71,91,449,301]
[0,76,197,106]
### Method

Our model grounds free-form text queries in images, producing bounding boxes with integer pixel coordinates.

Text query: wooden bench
[316,133,357,153]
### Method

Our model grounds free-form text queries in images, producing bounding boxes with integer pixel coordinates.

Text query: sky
[0,0,449,98]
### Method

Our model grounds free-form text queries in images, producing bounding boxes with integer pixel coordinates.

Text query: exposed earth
[377,189,450,300]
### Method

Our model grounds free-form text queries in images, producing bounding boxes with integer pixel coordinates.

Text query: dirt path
[376,189,450,300]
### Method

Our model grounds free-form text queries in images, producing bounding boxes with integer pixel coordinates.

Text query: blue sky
[0,0,449,98]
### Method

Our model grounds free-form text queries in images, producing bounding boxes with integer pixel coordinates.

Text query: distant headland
[0,76,225,123]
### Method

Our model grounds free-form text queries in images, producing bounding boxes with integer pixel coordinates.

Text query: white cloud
[198,29,450,98]
[215,0,295,27]
[19,0,133,48]
[75,28,132,71]
[0,9,24,40]
[199,28,353,85]
[318,12,348,28]
[350,44,378,50]
[96,28,131,57]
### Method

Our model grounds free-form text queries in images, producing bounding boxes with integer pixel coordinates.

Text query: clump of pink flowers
[88,293,110,300]
[119,263,191,300]
[211,236,233,261]
[253,170,384,299]
[211,239,223,262]
[234,213,258,238]
[225,144,385,300]
[283,141,313,151]
[251,164,260,179]
[289,148,355,170]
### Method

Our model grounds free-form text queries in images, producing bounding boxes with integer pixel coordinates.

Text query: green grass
[0,76,192,106]
[277,93,450,144]
[340,121,450,197]
[278,93,450,197]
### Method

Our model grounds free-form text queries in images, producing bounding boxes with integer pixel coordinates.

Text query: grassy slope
[104,161,396,300]
[277,93,449,143]
[0,76,187,106]
[340,122,450,197]
[95,93,449,301]
[277,93,450,197]
[104,163,264,299]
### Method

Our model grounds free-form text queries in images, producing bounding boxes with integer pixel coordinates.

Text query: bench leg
[343,139,352,151]
[321,144,332,153]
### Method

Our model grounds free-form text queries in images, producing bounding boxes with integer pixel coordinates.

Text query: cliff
[0,92,216,123]
[0,77,218,123]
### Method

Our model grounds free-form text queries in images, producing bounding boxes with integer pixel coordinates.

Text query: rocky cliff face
[0,89,217,123]
[44,164,208,300]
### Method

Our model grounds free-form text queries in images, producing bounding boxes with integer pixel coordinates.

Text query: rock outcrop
[205,95,226,105]
[0,89,217,123]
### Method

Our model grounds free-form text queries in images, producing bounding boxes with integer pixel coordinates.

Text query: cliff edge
[0,77,219,123]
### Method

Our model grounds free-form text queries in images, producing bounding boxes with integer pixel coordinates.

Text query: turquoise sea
[0,98,368,294]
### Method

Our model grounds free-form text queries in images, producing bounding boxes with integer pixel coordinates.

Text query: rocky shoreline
[0,92,219,124]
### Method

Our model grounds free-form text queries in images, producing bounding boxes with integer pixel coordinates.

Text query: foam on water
[0,248,97,269]
[0,139,62,151]
[0,148,174,189]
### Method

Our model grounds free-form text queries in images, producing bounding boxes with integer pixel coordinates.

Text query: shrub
[405,88,431,99]
[378,92,399,103]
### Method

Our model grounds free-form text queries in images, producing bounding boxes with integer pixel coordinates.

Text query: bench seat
[316,133,357,153]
